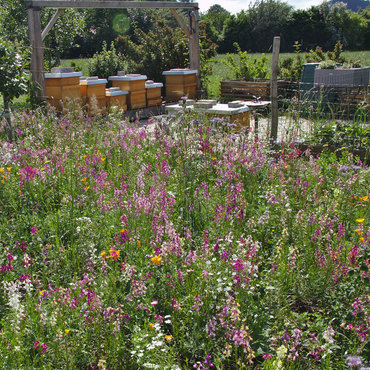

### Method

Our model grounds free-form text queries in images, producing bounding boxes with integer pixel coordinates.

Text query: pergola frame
[25,0,200,102]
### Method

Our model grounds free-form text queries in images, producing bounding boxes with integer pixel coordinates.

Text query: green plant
[279,41,304,82]
[317,60,338,69]
[222,42,269,80]
[0,37,28,141]
[88,41,127,81]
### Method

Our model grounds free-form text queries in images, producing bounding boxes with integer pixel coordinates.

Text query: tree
[0,38,28,141]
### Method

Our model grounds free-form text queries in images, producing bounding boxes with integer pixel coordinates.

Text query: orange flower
[149,323,155,330]
[359,237,365,243]
[151,255,162,265]
[109,249,120,261]
[355,229,364,235]
[0,168,3,174]
[165,335,173,343]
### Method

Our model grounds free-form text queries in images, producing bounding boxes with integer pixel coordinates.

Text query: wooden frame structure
[25,0,200,102]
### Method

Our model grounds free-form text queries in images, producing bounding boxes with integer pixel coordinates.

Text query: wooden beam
[27,6,46,102]
[42,8,63,41]
[270,36,280,141]
[189,9,200,92]
[170,9,190,37]
[25,1,198,9]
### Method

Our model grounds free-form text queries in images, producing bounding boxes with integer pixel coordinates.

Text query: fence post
[27,5,46,103]
[270,36,280,142]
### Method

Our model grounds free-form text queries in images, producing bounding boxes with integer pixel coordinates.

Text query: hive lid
[108,74,147,81]
[162,69,198,75]
[80,76,107,85]
[105,88,129,96]
[145,82,163,88]
[45,71,82,78]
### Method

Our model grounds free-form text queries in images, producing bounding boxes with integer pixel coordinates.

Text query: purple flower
[346,355,363,368]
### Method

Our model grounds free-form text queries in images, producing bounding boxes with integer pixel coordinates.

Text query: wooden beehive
[145,81,163,107]
[105,87,128,112]
[80,77,107,115]
[162,69,197,101]
[45,68,82,111]
[108,74,147,109]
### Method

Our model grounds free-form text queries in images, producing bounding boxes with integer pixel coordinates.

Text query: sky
[197,0,324,14]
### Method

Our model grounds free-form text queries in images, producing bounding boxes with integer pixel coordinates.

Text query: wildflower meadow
[0,109,369,369]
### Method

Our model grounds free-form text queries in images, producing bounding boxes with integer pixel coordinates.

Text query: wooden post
[27,6,46,102]
[270,36,280,142]
[189,9,201,93]
[42,9,64,41]
[170,9,190,37]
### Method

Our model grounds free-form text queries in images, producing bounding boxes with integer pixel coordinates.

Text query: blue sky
[197,0,324,14]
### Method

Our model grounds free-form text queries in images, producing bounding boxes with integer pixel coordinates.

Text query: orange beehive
[162,69,197,101]
[108,74,147,109]
[105,87,128,112]
[80,77,107,115]
[45,68,82,111]
[145,81,163,107]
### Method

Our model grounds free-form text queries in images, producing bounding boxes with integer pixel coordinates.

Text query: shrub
[88,41,127,81]
[222,42,269,80]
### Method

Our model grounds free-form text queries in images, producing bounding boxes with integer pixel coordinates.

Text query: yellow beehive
[145,81,163,107]
[108,74,147,109]
[80,77,107,115]
[163,69,197,101]
[105,87,128,112]
[45,68,82,111]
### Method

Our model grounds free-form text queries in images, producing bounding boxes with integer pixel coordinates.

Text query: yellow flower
[165,335,173,343]
[6,167,11,172]
[100,251,107,259]
[101,158,106,162]
[362,196,368,201]
[323,144,328,147]
[0,168,4,174]
[44,160,50,164]
[151,255,162,265]
[109,249,120,261]
[149,323,155,330]
[341,146,346,150]
[65,329,70,335]
[356,218,365,223]
[1,179,4,184]
[285,165,289,169]
[40,290,46,296]
[84,186,89,191]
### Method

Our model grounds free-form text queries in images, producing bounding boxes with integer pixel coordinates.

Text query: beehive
[145,81,163,107]
[45,68,82,111]
[108,74,147,109]
[105,87,128,112]
[162,69,197,101]
[80,77,107,115]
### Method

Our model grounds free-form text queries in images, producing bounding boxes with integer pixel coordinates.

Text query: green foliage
[279,41,304,82]
[115,19,188,83]
[222,42,269,80]
[0,38,28,104]
[88,41,127,81]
